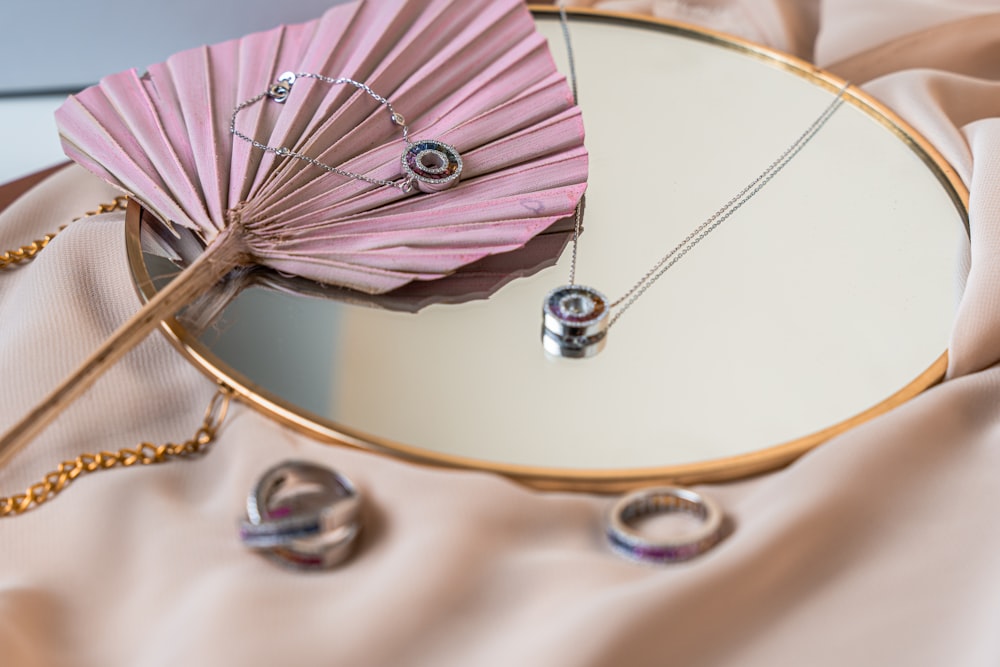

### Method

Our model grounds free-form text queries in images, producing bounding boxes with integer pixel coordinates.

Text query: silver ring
[240,460,363,570]
[606,486,725,563]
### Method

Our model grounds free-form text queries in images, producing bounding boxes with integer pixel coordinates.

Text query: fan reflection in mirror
[138,205,578,326]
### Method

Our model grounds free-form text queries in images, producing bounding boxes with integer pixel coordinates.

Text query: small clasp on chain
[268,71,298,103]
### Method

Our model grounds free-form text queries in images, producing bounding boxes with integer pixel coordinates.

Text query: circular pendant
[541,285,610,359]
[402,140,463,192]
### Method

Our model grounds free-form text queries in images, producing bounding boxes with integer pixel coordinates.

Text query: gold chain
[0,196,129,269]
[0,387,233,517]
[0,197,234,516]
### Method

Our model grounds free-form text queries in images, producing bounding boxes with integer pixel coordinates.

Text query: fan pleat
[248,103,585,232]
[259,256,443,295]
[248,73,580,227]
[256,0,532,204]
[58,91,197,232]
[282,179,587,239]
[163,47,230,233]
[230,22,318,206]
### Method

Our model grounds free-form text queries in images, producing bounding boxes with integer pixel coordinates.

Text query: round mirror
[127,8,967,492]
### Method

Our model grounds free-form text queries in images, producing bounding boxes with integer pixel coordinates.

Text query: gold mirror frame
[125,7,967,493]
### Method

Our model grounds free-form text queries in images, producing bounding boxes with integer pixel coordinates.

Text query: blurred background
[0,0,352,182]
[0,0,356,94]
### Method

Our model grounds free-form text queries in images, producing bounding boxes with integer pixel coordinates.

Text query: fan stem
[0,229,249,471]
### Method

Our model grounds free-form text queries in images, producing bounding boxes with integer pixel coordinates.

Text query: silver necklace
[544,3,848,359]
[230,71,463,194]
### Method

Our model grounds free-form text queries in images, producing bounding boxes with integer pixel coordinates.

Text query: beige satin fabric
[4,3,1000,665]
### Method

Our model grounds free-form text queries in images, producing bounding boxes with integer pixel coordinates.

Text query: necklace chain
[559,1,585,287]
[0,196,128,270]
[0,387,231,516]
[608,87,846,326]
[556,3,848,329]
[230,72,415,192]
[0,196,233,515]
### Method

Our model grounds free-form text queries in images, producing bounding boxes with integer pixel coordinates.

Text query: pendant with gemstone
[541,285,609,359]
[401,140,463,193]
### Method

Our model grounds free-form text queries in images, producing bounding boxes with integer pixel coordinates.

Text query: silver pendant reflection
[541,285,609,359]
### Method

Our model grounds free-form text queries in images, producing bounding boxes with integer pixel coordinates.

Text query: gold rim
[126,7,967,494]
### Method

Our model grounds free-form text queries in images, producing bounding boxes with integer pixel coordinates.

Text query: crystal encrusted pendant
[401,140,463,193]
[541,285,609,359]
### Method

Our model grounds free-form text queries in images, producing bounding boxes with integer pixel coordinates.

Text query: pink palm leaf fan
[0,0,587,465]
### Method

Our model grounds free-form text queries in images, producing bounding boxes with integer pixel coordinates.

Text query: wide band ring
[240,460,363,570]
[606,486,725,563]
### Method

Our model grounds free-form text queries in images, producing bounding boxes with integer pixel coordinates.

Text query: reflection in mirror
[129,10,968,491]
[142,207,576,320]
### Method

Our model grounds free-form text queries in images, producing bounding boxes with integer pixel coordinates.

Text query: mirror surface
[129,10,967,490]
